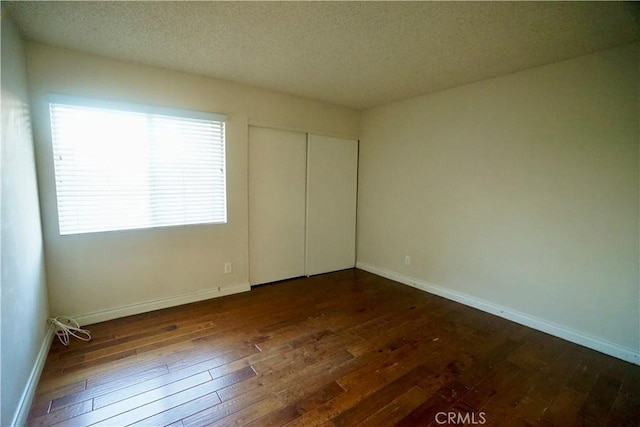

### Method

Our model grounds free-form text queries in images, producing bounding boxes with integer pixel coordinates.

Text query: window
[49,95,227,235]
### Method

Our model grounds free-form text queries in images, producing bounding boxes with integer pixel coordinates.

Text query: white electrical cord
[48,316,91,346]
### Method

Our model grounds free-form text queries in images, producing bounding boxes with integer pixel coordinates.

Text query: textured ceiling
[7,1,640,109]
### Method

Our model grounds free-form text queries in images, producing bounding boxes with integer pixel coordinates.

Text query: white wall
[25,42,360,323]
[357,44,639,362]
[1,17,51,426]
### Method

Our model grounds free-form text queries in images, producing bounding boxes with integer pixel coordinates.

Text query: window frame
[47,94,229,236]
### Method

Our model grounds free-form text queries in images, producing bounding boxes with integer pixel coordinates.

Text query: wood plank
[394,393,449,427]
[24,270,640,427]
[181,388,276,427]
[51,343,259,412]
[191,348,354,426]
[566,354,602,393]
[357,386,429,427]
[606,393,640,427]
[537,386,588,426]
[92,353,248,408]
[49,364,169,411]
[470,368,537,425]
[254,381,345,427]
[57,372,212,426]
[25,401,51,420]
[31,380,86,408]
[27,399,92,427]
[577,372,622,425]
[460,362,521,411]
[511,394,549,424]
[89,381,223,427]
[333,364,433,427]
[207,394,284,427]
[51,324,178,363]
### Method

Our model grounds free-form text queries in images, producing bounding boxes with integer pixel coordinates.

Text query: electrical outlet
[404,255,411,266]
[224,262,232,274]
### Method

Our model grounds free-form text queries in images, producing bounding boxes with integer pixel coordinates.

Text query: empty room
[1,1,639,426]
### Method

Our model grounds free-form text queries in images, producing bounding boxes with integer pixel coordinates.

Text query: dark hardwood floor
[28,269,639,426]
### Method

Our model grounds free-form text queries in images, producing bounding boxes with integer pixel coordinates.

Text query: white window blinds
[49,96,227,235]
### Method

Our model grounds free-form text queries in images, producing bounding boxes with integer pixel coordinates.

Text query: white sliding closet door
[306,134,358,276]
[249,126,307,285]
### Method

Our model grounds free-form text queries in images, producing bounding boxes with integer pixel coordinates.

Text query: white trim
[11,329,55,427]
[71,283,250,326]
[304,132,311,277]
[247,119,358,141]
[47,93,227,122]
[356,262,640,365]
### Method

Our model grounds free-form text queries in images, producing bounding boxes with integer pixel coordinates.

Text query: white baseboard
[356,262,640,366]
[11,329,54,427]
[71,283,250,326]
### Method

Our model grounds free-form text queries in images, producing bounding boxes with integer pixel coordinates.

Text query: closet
[249,126,358,286]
